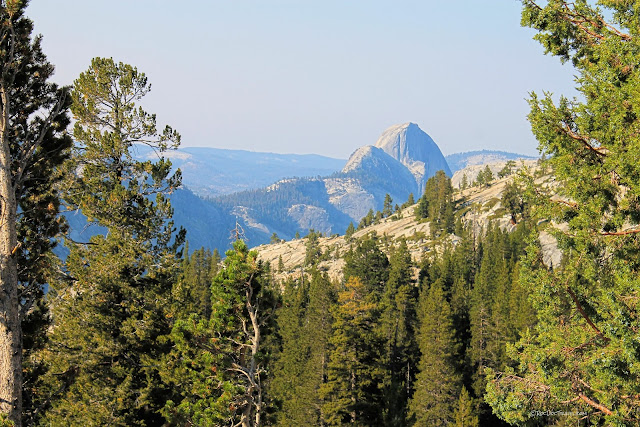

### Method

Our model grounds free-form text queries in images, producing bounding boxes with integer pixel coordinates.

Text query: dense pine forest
[1,0,640,426]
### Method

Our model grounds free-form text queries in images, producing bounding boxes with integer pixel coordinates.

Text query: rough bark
[0,84,21,425]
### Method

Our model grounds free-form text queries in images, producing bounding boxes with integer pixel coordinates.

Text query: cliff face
[374,122,451,191]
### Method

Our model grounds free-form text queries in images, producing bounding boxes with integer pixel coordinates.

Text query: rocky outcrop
[255,163,562,284]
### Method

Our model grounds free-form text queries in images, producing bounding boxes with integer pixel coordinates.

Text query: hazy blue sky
[27,1,577,158]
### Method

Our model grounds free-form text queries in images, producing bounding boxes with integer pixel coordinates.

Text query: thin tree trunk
[0,85,22,426]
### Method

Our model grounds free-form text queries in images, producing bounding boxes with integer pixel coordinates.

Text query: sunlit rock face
[373,122,451,191]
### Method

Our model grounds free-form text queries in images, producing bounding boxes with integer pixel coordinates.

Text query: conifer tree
[469,226,510,397]
[475,166,493,187]
[271,271,335,426]
[173,246,220,319]
[453,386,479,427]
[402,193,415,209]
[345,222,356,240]
[409,280,461,426]
[487,1,640,424]
[320,277,384,426]
[379,240,417,426]
[501,180,526,224]
[304,272,335,422]
[358,208,375,229]
[382,193,393,217]
[342,235,389,297]
[41,58,183,425]
[0,4,72,423]
[304,229,322,267]
[165,240,276,427]
[271,277,312,426]
[415,170,454,237]
[498,160,516,179]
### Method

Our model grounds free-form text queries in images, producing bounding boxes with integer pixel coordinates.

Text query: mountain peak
[373,122,451,191]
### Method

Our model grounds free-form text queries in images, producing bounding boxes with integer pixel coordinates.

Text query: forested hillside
[1,1,640,426]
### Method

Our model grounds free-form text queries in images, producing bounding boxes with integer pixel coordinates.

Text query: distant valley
[82,124,538,253]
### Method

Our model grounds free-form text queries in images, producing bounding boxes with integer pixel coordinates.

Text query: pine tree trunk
[0,86,22,426]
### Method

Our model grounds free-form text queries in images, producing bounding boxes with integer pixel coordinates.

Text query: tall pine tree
[409,280,461,426]
[321,277,384,426]
[41,58,183,425]
[379,240,417,426]
[0,4,72,424]
[271,270,335,426]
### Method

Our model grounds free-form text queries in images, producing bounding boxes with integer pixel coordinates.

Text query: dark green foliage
[271,278,312,425]
[320,277,384,426]
[415,170,454,237]
[501,179,527,223]
[498,160,517,178]
[416,218,534,425]
[469,226,511,396]
[45,233,181,426]
[379,241,417,426]
[0,3,73,423]
[468,223,536,408]
[343,235,389,296]
[374,210,383,224]
[409,281,461,426]
[474,166,494,187]
[173,245,220,319]
[486,2,640,424]
[164,241,276,426]
[271,271,335,426]
[358,208,375,230]
[402,193,416,208]
[304,229,323,267]
[460,173,469,190]
[345,221,356,239]
[42,58,183,426]
[382,193,393,217]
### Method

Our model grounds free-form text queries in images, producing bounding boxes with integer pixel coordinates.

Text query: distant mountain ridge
[66,127,537,254]
[133,145,345,198]
[208,123,448,244]
[445,150,536,173]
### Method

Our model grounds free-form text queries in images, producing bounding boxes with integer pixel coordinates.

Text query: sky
[27,1,577,159]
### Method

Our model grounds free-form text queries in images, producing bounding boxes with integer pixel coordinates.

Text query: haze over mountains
[133,145,345,198]
[210,123,450,241]
[78,123,536,252]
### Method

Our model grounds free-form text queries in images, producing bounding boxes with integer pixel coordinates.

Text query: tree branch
[561,124,607,157]
[578,393,613,416]
[601,228,640,236]
[566,286,610,342]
